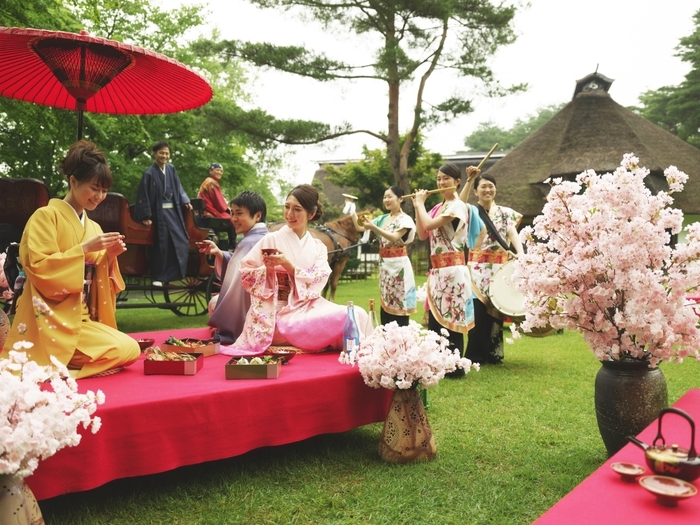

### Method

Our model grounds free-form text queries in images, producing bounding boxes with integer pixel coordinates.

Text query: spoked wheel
[206,273,221,305]
[163,276,210,316]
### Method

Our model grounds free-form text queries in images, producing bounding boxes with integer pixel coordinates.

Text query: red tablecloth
[534,388,700,524]
[26,328,392,500]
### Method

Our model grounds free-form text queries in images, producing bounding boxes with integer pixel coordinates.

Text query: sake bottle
[368,299,379,330]
[343,301,360,359]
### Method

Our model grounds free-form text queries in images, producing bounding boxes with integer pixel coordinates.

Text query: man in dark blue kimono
[134,141,192,286]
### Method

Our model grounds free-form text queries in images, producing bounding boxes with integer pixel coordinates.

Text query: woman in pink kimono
[222,184,372,355]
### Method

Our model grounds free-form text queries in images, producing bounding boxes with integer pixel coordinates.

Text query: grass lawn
[38,276,700,524]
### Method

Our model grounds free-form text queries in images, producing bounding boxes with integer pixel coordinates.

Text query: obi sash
[430,251,465,269]
[276,272,290,302]
[379,245,407,258]
[468,250,509,264]
[82,262,95,304]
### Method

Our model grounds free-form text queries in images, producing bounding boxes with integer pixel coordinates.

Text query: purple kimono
[208,222,268,344]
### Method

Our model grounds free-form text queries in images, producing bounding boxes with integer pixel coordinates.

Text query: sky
[191,0,698,185]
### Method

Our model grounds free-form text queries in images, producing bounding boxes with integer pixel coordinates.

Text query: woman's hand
[262,250,294,275]
[413,189,428,206]
[82,232,126,257]
[466,166,481,182]
[358,214,373,229]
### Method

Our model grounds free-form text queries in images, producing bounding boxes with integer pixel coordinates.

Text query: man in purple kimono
[133,141,192,286]
[200,191,268,344]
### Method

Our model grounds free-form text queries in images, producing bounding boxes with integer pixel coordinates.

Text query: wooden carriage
[88,193,220,316]
[0,178,50,254]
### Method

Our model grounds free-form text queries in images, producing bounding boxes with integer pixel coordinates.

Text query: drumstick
[402,186,457,200]
[476,143,499,170]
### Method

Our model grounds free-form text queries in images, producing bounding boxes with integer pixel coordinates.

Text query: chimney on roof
[573,71,614,99]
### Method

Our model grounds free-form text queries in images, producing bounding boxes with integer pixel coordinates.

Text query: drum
[487,260,526,322]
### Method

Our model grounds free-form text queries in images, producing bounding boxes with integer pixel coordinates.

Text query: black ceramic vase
[594,358,668,457]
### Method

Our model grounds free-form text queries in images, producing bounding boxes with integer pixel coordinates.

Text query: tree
[462,103,565,152]
[324,134,443,212]
[193,0,525,195]
[634,9,700,149]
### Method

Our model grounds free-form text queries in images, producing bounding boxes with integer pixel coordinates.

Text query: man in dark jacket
[133,141,191,286]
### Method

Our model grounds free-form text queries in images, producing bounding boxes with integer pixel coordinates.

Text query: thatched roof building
[483,72,700,222]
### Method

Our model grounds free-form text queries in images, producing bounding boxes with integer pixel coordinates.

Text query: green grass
[39,276,700,524]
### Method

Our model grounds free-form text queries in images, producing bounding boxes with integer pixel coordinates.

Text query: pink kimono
[222,225,372,355]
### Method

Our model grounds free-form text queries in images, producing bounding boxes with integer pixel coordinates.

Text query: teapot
[627,407,700,481]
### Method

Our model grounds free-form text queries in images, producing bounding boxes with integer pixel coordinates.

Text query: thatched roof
[482,72,700,219]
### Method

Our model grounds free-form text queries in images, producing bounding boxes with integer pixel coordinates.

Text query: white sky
[192,0,698,185]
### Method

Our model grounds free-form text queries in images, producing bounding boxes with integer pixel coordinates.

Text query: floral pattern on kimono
[373,212,417,316]
[426,199,474,334]
[469,205,522,317]
[222,225,372,355]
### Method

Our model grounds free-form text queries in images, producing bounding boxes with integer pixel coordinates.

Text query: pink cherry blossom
[340,321,478,389]
[513,155,700,368]
[1,345,105,479]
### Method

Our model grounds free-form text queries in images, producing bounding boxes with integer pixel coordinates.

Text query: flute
[402,186,457,200]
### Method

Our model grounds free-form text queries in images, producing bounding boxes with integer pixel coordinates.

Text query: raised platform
[26,328,392,501]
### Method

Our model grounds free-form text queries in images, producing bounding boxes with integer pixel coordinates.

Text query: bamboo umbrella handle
[402,186,457,200]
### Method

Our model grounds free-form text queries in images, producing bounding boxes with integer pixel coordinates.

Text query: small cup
[611,462,646,482]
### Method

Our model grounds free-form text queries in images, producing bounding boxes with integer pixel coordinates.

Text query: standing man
[134,140,192,287]
[198,163,231,219]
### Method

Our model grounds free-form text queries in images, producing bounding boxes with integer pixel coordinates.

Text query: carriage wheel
[206,273,221,304]
[163,276,210,316]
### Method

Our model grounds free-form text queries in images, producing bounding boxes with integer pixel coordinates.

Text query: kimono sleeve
[172,166,190,205]
[21,209,84,301]
[291,239,331,303]
[133,170,153,221]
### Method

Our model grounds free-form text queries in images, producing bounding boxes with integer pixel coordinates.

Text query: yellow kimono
[4,199,139,378]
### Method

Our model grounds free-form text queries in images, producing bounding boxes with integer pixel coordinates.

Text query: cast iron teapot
[627,407,700,481]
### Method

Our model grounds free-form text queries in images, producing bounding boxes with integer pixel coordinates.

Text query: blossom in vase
[0,344,105,479]
[512,154,700,368]
[341,320,479,389]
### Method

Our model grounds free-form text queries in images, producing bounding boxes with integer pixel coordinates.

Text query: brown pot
[378,387,437,463]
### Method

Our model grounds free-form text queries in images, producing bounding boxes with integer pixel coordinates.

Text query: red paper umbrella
[0,27,213,138]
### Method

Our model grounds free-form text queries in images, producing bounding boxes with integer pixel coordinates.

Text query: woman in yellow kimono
[4,140,139,378]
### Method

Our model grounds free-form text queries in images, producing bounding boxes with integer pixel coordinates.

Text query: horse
[267,215,360,302]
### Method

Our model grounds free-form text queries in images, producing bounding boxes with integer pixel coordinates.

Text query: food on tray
[145,347,198,362]
[233,356,282,365]
[165,336,205,348]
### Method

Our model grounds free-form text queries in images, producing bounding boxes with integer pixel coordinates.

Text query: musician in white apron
[466,173,524,365]
[351,185,417,326]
